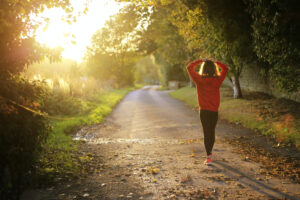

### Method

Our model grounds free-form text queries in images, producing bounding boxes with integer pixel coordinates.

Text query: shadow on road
[213,160,296,200]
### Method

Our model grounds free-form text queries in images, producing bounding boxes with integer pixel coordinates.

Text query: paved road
[22,86,300,200]
[94,85,202,141]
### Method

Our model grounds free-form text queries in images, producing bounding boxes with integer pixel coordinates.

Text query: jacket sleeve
[216,61,229,84]
[186,59,203,83]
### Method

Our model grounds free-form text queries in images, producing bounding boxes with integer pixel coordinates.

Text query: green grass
[169,86,197,106]
[170,86,300,148]
[38,88,132,180]
[134,83,146,89]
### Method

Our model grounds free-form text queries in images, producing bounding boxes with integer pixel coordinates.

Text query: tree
[118,0,254,98]
[0,0,72,75]
[0,1,73,199]
[245,0,300,92]
[122,0,300,94]
[134,56,160,84]
[86,4,142,87]
[168,0,254,98]
[134,4,190,86]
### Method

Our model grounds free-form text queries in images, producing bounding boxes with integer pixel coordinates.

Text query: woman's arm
[215,61,229,83]
[186,59,204,83]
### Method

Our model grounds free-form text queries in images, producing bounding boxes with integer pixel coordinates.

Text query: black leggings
[200,109,218,156]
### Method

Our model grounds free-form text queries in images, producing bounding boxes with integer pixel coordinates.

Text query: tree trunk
[231,75,243,98]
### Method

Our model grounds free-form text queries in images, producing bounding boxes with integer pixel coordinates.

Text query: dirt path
[22,86,300,200]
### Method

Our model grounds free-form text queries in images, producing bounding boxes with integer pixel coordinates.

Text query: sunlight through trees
[1,0,299,198]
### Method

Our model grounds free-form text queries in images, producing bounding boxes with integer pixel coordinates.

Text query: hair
[199,60,220,77]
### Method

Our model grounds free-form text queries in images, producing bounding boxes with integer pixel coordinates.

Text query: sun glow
[34,0,123,63]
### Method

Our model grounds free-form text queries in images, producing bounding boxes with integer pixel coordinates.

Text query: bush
[43,92,86,116]
[0,75,50,199]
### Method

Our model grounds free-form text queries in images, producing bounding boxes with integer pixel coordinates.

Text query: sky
[34,0,124,63]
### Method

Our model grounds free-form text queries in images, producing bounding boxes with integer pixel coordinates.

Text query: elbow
[186,64,192,71]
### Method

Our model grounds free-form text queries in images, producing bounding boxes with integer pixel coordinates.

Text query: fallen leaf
[149,167,160,174]
[83,193,89,197]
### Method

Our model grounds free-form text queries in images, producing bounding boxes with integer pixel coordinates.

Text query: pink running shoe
[204,154,212,165]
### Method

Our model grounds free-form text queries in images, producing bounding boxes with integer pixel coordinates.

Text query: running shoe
[204,154,212,165]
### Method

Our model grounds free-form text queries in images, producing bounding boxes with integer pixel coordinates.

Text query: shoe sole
[204,162,212,165]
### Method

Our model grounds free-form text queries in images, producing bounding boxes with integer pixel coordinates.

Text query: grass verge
[37,88,132,184]
[169,86,300,148]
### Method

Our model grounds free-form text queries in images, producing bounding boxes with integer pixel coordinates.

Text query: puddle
[73,133,95,141]
[92,138,155,144]
[73,128,160,144]
[73,126,96,141]
[88,138,182,145]
[74,137,204,145]
[73,127,203,145]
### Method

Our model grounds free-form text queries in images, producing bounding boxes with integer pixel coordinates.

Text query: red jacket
[186,59,228,112]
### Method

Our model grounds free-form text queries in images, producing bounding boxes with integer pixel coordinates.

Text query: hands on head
[188,57,218,65]
[202,58,216,62]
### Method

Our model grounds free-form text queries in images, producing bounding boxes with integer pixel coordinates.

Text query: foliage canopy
[86,4,143,87]
[118,0,299,93]
[0,0,73,199]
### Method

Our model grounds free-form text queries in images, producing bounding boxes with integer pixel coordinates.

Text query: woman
[186,58,229,165]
